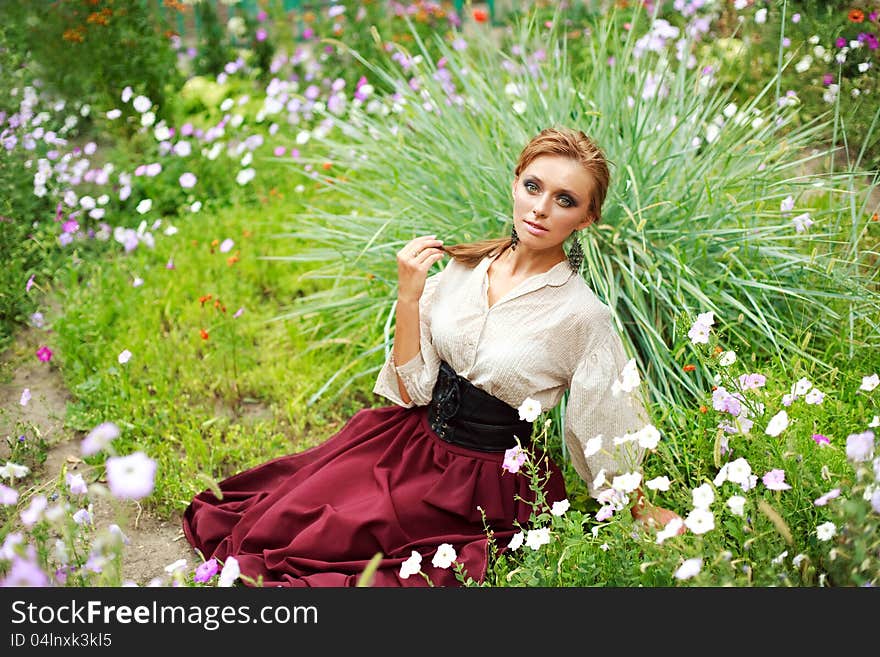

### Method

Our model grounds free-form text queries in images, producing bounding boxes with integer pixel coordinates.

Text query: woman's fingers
[399,236,443,261]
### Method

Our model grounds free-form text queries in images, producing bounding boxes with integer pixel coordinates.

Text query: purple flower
[179,172,197,188]
[871,489,880,514]
[814,488,841,506]
[256,28,267,42]
[105,451,157,500]
[502,446,528,474]
[194,558,219,583]
[62,219,79,234]
[836,37,847,48]
[822,73,834,86]
[233,307,244,318]
[0,556,50,587]
[811,433,830,446]
[762,469,792,491]
[25,274,35,292]
[0,483,18,505]
[81,422,120,456]
[35,346,52,362]
[845,431,875,462]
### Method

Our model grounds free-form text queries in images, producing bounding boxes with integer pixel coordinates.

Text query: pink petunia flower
[502,445,527,474]
[811,433,830,446]
[762,469,792,491]
[36,346,52,362]
[194,558,219,583]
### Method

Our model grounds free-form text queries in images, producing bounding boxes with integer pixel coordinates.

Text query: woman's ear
[511,177,518,199]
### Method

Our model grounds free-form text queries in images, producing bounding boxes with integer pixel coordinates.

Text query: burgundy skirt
[182,404,567,587]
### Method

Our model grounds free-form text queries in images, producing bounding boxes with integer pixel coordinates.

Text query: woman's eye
[525,181,538,192]
[558,197,572,208]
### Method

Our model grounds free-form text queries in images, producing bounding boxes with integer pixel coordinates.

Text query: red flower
[849,9,865,23]
[472,8,488,23]
[199,294,212,306]
[683,364,696,372]
[200,329,209,340]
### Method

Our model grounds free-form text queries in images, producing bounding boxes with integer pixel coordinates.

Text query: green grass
[47,185,381,516]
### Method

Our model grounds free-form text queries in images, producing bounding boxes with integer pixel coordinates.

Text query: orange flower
[200,328,209,340]
[191,240,199,247]
[213,300,221,309]
[849,9,865,22]
[227,254,239,266]
[683,364,697,372]
[713,346,723,355]
[322,161,332,170]
[211,239,219,247]
[472,8,489,23]
[242,229,252,238]
[711,385,718,391]
[199,294,212,306]
[87,11,109,25]
[872,213,879,222]
[699,405,708,413]
[62,28,85,43]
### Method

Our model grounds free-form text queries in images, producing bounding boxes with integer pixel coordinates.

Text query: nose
[532,196,549,218]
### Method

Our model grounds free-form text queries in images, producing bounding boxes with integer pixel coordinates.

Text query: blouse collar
[480,252,574,288]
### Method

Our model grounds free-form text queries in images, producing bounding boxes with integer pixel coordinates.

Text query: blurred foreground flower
[105,451,157,499]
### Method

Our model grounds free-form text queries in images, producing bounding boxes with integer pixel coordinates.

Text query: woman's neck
[499,243,566,278]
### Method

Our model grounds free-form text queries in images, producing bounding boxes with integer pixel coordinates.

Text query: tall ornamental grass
[272,8,880,414]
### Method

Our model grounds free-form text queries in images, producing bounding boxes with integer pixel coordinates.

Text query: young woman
[183,127,678,587]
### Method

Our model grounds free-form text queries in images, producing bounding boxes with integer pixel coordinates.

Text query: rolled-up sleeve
[564,328,650,498]
[372,272,443,407]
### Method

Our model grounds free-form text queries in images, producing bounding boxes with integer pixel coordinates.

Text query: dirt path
[0,321,194,586]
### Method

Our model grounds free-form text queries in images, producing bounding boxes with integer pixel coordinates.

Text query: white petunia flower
[684,507,715,535]
[718,351,736,366]
[583,435,604,458]
[860,373,879,392]
[508,531,524,551]
[611,358,641,395]
[691,483,715,509]
[816,521,836,542]
[431,543,457,569]
[726,495,746,516]
[525,527,552,551]
[550,499,570,516]
[655,517,684,545]
[517,397,541,422]
[399,551,422,579]
[764,410,789,437]
[611,471,642,494]
[645,476,670,491]
[636,424,661,450]
[674,557,702,580]
[217,556,240,587]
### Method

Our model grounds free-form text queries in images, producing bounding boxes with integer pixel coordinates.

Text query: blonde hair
[443,127,611,267]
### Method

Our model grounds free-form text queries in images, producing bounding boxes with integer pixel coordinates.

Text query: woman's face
[511,155,594,253]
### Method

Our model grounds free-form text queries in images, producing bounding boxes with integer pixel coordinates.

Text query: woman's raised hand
[396,235,445,303]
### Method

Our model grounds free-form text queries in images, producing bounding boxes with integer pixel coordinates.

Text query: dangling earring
[567,231,584,272]
[510,224,519,250]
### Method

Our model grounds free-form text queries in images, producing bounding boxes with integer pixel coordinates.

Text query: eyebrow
[524,175,581,200]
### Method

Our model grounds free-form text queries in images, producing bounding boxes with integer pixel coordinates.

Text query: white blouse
[372,252,649,498]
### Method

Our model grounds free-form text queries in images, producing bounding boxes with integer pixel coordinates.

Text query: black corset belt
[427,361,534,452]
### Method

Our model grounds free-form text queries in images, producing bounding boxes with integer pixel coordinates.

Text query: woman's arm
[392,235,445,404]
